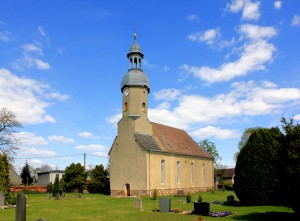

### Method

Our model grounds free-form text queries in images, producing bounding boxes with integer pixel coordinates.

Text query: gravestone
[194,202,210,215]
[61,192,65,198]
[134,197,142,209]
[47,193,50,200]
[0,191,5,207]
[176,189,185,197]
[36,218,47,221]
[159,198,171,212]
[16,192,26,221]
[77,193,82,199]
[227,195,234,204]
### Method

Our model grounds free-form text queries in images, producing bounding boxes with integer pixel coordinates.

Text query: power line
[14,153,108,160]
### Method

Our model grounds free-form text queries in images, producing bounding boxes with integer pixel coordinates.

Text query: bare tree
[0,108,22,157]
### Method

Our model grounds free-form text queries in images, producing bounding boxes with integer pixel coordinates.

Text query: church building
[109,34,214,196]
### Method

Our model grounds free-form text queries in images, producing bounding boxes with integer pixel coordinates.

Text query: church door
[125,183,130,196]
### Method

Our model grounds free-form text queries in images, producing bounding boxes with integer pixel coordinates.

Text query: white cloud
[239,24,277,40]
[106,113,121,125]
[92,151,109,157]
[75,144,106,151]
[17,147,56,158]
[38,26,46,37]
[191,126,241,139]
[22,44,43,55]
[187,14,199,22]
[153,88,181,101]
[29,159,43,165]
[291,14,300,26]
[0,31,11,42]
[146,81,300,129]
[274,1,282,9]
[77,132,94,138]
[163,66,170,71]
[0,68,68,124]
[188,28,220,45]
[293,114,300,120]
[48,135,75,143]
[15,132,48,146]
[227,0,260,21]
[182,40,276,83]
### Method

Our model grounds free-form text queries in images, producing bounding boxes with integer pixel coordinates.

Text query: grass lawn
[0,190,297,221]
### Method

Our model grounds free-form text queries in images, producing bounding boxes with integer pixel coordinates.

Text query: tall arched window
[202,163,206,186]
[191,162,195,185]
[176,160,181,184]
[161,159,165,185]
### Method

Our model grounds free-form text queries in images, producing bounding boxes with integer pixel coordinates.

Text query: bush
[152,189,157,200]
[47,182,53,193]
[197,194,203,203]
[186,192,191,203]
[5,192,16,205]
[224,182,233,191]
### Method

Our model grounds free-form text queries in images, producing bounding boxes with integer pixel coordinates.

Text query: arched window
[202,163,206,186]
[176,160,181,184]
[161,159,165,185]
[124,102,128,112]
[142,102,146,112]
[191,162,195,184]
[134,57,138,68]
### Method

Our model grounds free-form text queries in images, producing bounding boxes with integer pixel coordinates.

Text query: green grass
[0,190,297,221]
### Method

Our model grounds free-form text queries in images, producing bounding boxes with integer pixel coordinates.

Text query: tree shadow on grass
[232,212,299,221]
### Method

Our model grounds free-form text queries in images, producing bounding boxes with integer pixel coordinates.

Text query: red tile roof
[151,122,213,159]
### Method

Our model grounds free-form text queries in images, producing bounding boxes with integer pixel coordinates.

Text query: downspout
[149,150,151,197]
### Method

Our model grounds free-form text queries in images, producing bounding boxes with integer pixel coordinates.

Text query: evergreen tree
[281,117,300,213]
[52,174,61,197]
[62,163,87,193]
[234,127,283,205]
[87,164,110,194]
[20,161,33,185]
[0,154,10,195]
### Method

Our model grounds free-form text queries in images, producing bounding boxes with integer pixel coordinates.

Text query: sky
[1,0,300,174]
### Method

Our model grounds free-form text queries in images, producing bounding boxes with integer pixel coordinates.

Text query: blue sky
[1,0,300,173]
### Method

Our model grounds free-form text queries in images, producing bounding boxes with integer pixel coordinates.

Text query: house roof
[135,122,213,159]
[216,168,235,178]
[37,170,65,175]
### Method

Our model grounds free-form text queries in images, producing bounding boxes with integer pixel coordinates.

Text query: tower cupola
[121,33,150,93]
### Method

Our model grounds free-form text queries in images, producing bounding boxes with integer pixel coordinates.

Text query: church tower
[119,33,152,134]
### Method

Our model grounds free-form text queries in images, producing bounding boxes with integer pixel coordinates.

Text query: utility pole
[84,153,86,171]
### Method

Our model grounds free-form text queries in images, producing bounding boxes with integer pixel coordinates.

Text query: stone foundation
[111,187,213,197]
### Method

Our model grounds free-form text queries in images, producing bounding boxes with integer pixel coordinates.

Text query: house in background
[216,168,235,188]
[37,170,65,186]
[9,165,22,186]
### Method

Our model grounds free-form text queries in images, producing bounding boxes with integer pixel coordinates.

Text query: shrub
[152,189,157,200]
[197,194,203,203]
[186,192,191,203]
[224,182,233,191]
[5,192,16,205]
[46,182,53,193]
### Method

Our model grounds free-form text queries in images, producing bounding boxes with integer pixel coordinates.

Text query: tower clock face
[124,89,129,96]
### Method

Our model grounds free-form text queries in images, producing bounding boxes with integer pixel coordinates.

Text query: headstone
[16,192,26,221]
[227,195,234,204]
[77,193,82,199]
[194,202,210,215]
[134,197,142,209]
[61,192,65,198]
[36,218,47,221]
[159,198,171,212]
[0,191,5,206]
[176,189,185,197]
[47,193,50,200]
